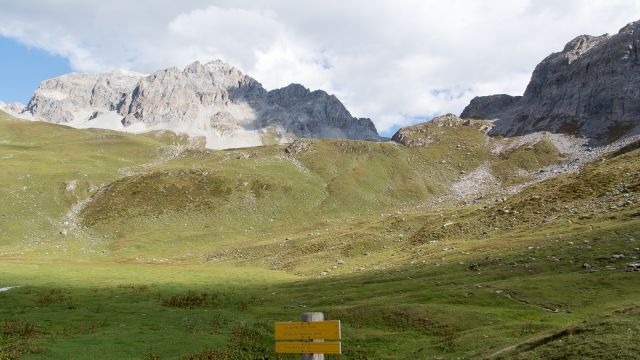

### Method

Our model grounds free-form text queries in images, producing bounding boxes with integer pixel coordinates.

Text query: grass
[491,139,563,185]
[0,211,638,359]
[0,113,639,358]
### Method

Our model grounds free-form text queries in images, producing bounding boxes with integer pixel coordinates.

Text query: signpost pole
[300,312,324,360]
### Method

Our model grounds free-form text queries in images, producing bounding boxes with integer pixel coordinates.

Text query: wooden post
[301,312,324,360]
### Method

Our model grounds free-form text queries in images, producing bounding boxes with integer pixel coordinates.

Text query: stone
[611,254,626,260]
[624,262,640,272]
[461,20,640,144]
[64,180,77,192]
[582,263,592,269]
[337,259,345,265]
[285,139,312,154]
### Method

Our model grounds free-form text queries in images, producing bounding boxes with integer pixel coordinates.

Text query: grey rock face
[0,101,26,115]
[26,70,144,123]
[461,20,640,144]
[118,61,265,129]
[23,60,379,148]
[118,61,379,142]
[460,94,521,119]
[261,84,379,140]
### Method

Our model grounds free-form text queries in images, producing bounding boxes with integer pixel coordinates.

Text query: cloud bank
[1,0,639,134]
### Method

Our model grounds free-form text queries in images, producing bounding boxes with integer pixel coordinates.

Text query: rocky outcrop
[118,61,264,129]
[26,70,144,124]
[0,101,26,116]
[460,94,521,120]
[22,60,380,148]
[260,84,379,140]
[391,114,491,147]
[461,20,640,144]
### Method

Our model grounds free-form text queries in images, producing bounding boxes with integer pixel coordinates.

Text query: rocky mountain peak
[461,18,640,144]
[25,70,143,124]
[19,59,380,148]
[619,19,640,35]
[561,34,607,61]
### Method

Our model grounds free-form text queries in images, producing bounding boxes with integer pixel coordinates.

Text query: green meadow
[1,111,639,359]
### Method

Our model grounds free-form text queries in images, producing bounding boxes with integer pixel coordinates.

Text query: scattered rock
[582,263,592,269]
[624,263,640,272]
[336,259,345,265]
[611,254,626,260]
[64,180,77,192]
[0,286,20,292]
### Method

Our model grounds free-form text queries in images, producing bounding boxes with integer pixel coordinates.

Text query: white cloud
[1,0,640,134]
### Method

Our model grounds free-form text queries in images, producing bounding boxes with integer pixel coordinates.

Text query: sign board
[275,341,341,354]
[275,320,341,340]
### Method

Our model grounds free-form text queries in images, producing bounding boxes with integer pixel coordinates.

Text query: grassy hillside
[0,112,193,254]
[2,112,498,262]
[1,112,638,359]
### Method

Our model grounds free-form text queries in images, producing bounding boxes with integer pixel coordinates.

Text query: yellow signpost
[275,341,341,354]
[275,315,341,357]
[275,320,341,340]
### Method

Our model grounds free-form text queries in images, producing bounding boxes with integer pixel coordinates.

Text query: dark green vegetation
[1,111,639,359]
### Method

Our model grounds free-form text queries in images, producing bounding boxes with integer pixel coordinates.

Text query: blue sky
[0,36,71,104]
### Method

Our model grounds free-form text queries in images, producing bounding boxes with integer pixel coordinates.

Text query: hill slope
[1,111,639,359]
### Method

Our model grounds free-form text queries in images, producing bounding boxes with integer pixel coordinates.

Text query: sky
[1,0,639,136]
[0,37,71,104]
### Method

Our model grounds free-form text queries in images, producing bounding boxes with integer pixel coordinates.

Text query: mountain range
[4,20,640,149]
[4,60,379,149]
[462,20,640,144]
